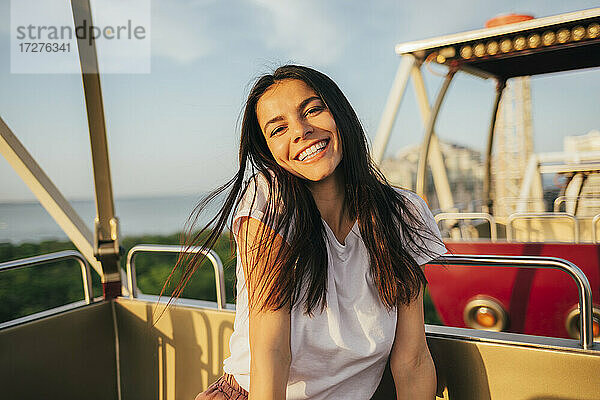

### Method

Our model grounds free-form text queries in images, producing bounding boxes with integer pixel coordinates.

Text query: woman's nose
[292,119,313,143]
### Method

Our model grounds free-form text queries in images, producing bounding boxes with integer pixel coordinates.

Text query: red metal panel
[425,242,600,338]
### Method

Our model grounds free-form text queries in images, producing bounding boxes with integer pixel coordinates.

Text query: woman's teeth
[298,140,328,161]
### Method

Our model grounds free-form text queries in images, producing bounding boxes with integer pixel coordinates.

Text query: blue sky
[1,0,599,202]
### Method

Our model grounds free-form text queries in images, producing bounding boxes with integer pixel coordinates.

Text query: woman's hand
[237,216,291,400]
[389,284,437,400]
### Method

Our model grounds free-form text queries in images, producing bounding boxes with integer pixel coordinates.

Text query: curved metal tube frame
[507,212,579,243]
[437,254,594,349]
[126,244,226,310]
[434,212,497,242]
[0,250,93,304]
[483,79,506,214]
[416,67,457,196]
[553,196,569,212]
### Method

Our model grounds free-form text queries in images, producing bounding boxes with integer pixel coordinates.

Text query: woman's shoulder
[244,168,282,196]
[239,169,277,205]
[389,185,437,226]
[390,185,429,213]
[389,185,447,264]
[233,169,292,242]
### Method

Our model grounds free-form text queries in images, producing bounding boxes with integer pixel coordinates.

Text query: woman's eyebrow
[298,96,322,110]
[264,115,284,132]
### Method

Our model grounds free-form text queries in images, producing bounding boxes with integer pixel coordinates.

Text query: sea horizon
[0,193,225,244]
[0,191,204,205]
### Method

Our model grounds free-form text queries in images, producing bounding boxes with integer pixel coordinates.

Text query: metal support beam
[0,117,103,278]
[71,0,121,298]
[483,79,506,214]
[372,54,416,164]
[410,65,454,211]
[517,155,544,213]
[416,68,457,197]
[564,173,586,215]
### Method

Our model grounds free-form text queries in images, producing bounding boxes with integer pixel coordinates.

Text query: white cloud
[250,0,346,66]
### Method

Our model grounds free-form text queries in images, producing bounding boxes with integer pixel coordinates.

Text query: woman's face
[256,79,342,182]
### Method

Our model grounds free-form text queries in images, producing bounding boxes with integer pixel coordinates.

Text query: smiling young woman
[163,65,447,400]
[256,79,342,183]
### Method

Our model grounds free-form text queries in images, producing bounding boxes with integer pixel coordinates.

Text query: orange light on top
[485,14,534,28]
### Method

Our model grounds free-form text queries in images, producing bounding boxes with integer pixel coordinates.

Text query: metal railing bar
[0,250,93,304]
[434,212,497,242]
[425,324,598,353]
[435,254,594,349]
[131,294,236,311]
[126,244,226,310]
[0,300,88,330]
[507,212,579,243]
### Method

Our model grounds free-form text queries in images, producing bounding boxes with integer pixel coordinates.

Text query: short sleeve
[395,187,447,266]
[232,171,292,244]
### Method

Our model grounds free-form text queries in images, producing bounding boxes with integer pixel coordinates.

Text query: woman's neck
[307,167,352,237]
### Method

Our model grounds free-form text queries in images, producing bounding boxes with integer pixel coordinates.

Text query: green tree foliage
[0,240,98,323]
[119,232,237,303]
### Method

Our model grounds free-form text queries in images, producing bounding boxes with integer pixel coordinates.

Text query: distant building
[562,130,600,217]
[380,140,483,211]
[564,129,600,153]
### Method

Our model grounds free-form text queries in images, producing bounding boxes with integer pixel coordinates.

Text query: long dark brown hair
[160,65,443,315]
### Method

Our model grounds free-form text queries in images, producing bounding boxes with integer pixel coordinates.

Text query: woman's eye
[270,126,285,137]
[306,106,324,116]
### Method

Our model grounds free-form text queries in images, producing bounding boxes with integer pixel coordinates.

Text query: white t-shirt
[222,171,447,399]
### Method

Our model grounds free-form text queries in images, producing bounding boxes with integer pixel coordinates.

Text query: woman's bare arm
[389,285,437,400]
[237,216,291,400]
